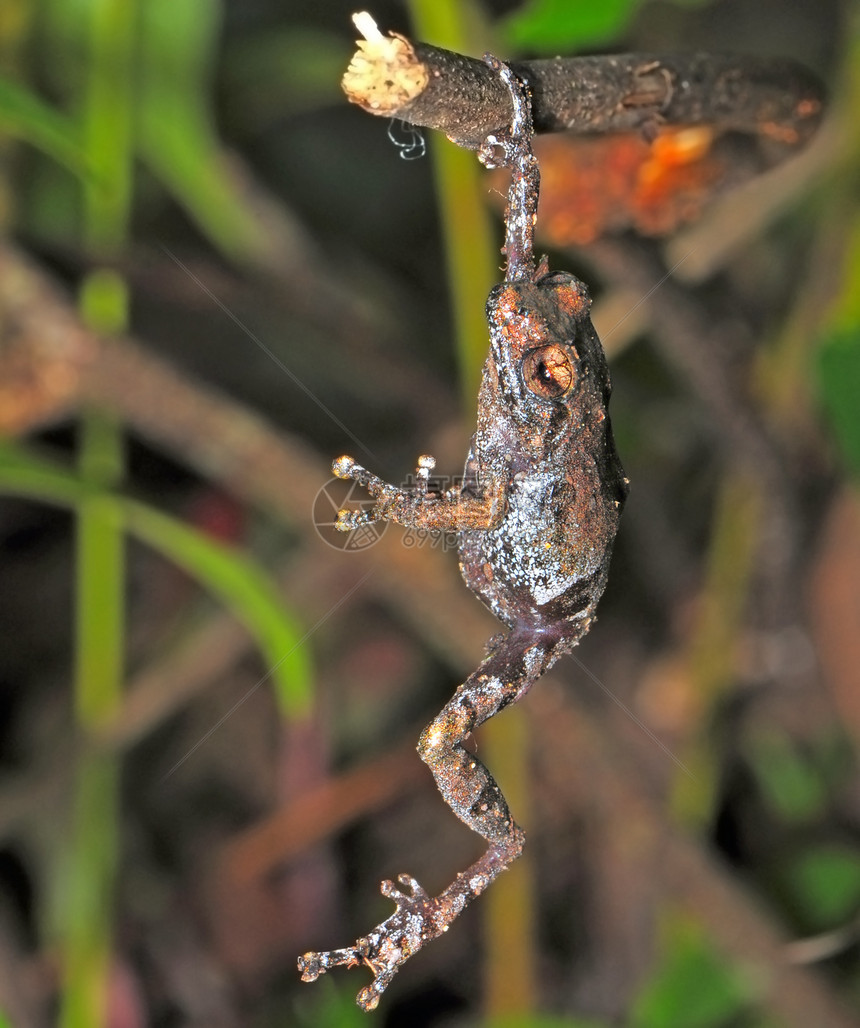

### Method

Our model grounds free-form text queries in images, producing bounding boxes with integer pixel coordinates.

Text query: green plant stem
[433,141,499,404]
[82,0,133,251]
[60,2,135,1024]
[406,0,536,1016]
[57,755,119,1028]
[407,0,499,406]
[75,411,125,725]
[481,707,536,1017]
[671,472,760,826]
[0,444,312,718]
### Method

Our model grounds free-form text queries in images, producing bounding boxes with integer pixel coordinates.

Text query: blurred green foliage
[818,327,860,478]
[0,442,312,716]
[0,77,88,175]
[225,26,349,123]
[294,981,371,1028]
[781,846,860,932]
[501,0,712,52]
[744,729,833,824]
[816,203,860,478]
[501,0,650,51]
[631,921,754,1028]
[1,0,859,1023]
[1,1,314,1023]
[136,0,273,261]
[489,1016,612,1027]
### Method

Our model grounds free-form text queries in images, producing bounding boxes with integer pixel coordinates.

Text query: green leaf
[294,981,369,1028]
[225,27,349,125]
[0,75,88,175]
[743,729,828,824]
[817,325,860,478]
[0,443,312,717]
[781,846,860,931]
[136,0,270,261]
[501,0,645,52]
[632,922,751,1028]
[126,500,312,717]
[490,1017,611,1027]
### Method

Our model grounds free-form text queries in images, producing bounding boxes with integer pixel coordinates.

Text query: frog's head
[484,270,611,435]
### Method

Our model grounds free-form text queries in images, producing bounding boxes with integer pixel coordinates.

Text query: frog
[298,55,627,1012]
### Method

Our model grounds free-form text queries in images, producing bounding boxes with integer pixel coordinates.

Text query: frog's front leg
[298,629,561,1010]
[332,454,504,533]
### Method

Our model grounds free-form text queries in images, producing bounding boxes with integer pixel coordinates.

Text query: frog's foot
[298,873,446,1012]
[331,454,437,530]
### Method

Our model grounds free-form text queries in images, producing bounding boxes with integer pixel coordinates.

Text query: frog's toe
[332,454,357,479]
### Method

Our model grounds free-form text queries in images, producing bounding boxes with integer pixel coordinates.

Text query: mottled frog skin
[298,57,626,1013]
[461,270,627,641]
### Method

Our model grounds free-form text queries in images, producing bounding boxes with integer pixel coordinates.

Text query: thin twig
[343,15,825,152]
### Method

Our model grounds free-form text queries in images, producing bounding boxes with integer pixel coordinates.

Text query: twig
[0,241,97,435]
[343,13,825,152]
[222,740,425,884]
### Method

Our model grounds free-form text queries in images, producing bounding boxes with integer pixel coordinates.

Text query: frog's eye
[521,344,575,399]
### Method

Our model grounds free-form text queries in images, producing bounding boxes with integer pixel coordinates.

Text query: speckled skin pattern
[299,57,627,1011]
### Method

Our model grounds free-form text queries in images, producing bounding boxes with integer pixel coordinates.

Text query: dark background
[1,0,859,1025]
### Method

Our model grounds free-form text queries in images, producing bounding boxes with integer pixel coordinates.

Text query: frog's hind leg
[417,629,557,849]
[298,630,560,1011]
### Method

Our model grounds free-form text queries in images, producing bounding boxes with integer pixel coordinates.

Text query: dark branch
[342,20,825,155]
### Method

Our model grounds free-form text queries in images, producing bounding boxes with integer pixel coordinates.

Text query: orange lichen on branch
[531,127,725,245]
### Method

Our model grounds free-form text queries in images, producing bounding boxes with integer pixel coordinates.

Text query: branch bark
[343,25,825,154]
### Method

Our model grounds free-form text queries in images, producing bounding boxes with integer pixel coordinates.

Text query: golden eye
[521,344,574,399]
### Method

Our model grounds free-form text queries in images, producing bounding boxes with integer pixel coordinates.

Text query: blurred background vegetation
[0,0,859,1025]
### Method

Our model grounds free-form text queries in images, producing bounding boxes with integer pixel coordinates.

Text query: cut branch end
[343,12,428,114]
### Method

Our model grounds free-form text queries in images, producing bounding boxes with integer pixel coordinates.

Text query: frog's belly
[459,474,605,625]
